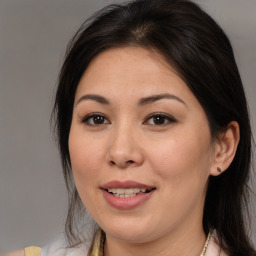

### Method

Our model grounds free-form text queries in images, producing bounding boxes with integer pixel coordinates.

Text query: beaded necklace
[200,231,212,256]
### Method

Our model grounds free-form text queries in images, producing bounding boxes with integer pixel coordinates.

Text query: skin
[68,47,239,256]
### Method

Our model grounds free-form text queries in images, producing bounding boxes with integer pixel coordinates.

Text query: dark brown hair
[53,0,256,255]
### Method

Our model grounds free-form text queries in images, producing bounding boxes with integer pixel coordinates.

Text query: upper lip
[100,180,156,190]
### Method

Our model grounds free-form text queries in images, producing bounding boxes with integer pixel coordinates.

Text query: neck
[104,227,207,256]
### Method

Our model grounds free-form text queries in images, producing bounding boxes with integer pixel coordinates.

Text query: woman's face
[69,47,216,243]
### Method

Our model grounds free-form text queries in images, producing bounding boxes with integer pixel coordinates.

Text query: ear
[210,121,240,176]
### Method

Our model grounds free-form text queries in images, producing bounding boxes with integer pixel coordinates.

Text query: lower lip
[102,189,155,210]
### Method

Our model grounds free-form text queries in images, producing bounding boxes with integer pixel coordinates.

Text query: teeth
[107,188,149,198]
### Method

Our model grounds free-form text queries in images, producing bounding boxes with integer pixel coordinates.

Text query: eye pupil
[93,115,105,124]
[153,116,165,125]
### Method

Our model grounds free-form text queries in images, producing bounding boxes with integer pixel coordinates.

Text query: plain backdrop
[0,0,255,253]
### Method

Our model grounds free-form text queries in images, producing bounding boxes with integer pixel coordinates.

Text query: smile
[107,188,153,198]
[101,180,156,209]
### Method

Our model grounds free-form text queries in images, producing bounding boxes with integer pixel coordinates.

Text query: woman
[7,0,255,255]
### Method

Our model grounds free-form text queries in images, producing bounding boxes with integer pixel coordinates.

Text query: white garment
[41,235,89,256]
[41,233,227,256]
[206,235,227,256]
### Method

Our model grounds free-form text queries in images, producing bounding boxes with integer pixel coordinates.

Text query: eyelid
[81,112,110,126]
[143,112,177,126]
[80,112,176,126]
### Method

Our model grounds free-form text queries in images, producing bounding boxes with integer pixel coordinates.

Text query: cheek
[68,130,107,211]
[146,127,213,182]
[68,128,104,187]
[145,128,213,222]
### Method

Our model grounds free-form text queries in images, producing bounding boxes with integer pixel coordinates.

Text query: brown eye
[152,115,166,125]
[144,113,176,126]
[82,114,110,126]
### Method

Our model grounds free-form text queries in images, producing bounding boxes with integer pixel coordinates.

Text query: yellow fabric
[90,229,105,256]
[24,246,41,256]
[24,230,102,256]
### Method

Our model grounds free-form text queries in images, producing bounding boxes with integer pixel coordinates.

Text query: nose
[106,124,144,169]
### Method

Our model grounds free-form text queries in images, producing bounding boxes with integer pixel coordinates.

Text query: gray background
[0,0,255,253]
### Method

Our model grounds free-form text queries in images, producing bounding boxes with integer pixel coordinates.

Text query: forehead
[75,47,191,99]
[87,46,174,74]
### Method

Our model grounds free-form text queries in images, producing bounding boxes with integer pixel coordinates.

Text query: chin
[101,218,154,243]
[107,229,152,243]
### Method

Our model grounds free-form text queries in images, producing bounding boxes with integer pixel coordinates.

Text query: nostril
[109,159,135,167]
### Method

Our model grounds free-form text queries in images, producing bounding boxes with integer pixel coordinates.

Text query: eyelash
[143,113,176,126]
[82,113,110,126]
[82,113,176,127]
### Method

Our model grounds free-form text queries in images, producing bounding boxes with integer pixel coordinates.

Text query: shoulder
[4,250,24,256]
[4,247,41,256]
[41,236,89,256]
[4,235,90,256]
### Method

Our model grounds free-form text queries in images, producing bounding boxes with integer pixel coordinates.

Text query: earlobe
[210,121,240,176]
[217,167,222,173]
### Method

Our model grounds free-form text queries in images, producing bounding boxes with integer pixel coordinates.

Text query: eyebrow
[76,94,110,105]
[138,93,186,106]
[76,93,186,106]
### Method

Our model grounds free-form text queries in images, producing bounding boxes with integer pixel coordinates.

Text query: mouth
[100,180,156,209]
[101,180,156,198]
[105,187,156,198]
